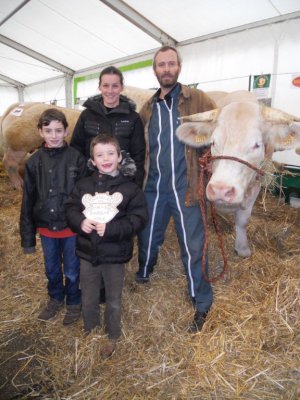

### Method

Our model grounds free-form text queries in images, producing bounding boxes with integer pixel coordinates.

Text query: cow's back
[1,103,81,152]
[1,103,36,154]
[216,90,257,107]
[121,86,155,111]
[207,91,228,106]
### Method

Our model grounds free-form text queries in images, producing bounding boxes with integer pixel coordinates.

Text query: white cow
[176,90,300,257]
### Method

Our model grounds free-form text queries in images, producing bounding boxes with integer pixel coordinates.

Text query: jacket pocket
[115,121,133,138]
[84,121,100,136]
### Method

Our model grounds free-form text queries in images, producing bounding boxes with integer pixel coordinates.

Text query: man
[135,45,216,332]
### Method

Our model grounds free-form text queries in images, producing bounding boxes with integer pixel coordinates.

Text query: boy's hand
[96,222,106,237]
[81,218,97,233]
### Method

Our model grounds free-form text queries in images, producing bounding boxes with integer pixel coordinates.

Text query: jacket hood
[83,94,137,114]
[87,150,136,178]
[91,168,133,186]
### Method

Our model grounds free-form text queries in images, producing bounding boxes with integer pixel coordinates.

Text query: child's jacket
[65,171,148,265]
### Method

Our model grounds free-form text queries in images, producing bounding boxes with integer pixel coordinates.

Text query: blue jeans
[40,235,81,305]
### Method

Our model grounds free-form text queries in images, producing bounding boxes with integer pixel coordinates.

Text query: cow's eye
[211,140,215,146]
[253,142,261,149]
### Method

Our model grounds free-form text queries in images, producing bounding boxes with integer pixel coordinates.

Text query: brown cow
[0,86,154,189]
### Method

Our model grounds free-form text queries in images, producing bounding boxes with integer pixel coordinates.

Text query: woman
[70,66,145,187]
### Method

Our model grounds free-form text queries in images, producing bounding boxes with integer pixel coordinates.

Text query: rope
[198,149,265,283]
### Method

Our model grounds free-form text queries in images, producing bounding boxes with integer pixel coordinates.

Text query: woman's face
[99,74,123,108]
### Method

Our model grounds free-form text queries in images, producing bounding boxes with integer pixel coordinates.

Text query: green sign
[253,74,271,89]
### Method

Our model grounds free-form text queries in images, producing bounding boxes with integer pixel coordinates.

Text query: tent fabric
[0,0,300,86]
[0,1,300,166]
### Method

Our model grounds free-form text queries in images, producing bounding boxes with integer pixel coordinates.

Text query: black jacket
[70,94,145,187]
[65,171,148,265]
[20,143,87,248]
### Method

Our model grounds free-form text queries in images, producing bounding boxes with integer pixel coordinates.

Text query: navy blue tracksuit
[136,85,212,313]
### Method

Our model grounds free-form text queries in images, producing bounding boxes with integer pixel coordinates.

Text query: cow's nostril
[225,187,235,199]
[206,183,236,202]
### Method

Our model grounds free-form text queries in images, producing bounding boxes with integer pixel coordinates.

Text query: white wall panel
[23,78,66,107]
[1,19,300,119]
[0,87,19,114]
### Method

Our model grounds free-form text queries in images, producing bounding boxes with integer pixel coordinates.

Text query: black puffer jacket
[65,171,148,265]
[20,144,87,248]
[70,94,145,187]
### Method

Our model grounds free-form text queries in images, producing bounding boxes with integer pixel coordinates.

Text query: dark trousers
[40,235,81,305]
[80,259,125,339]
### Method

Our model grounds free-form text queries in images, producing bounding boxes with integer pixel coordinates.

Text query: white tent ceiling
[0,0,300,87]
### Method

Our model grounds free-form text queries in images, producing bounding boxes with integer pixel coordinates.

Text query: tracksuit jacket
[140,83,216,204]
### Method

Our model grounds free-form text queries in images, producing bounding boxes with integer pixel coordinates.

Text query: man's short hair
[153,45,182,69]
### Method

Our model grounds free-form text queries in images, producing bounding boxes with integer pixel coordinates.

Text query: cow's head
[176,102,300,206]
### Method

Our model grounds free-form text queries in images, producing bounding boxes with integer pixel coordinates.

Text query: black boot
[188,310,208,333]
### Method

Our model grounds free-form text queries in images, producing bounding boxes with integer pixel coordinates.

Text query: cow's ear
[176,122,214,148]
[260,106,300,151]
[262,121,300,151]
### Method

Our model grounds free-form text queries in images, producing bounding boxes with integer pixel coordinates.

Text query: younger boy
[20,108,87,325]
[65,134,147,358]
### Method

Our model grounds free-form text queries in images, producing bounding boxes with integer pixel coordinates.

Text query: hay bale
[0,161,299,399]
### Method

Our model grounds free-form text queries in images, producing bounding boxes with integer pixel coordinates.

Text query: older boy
[20,109,87,325]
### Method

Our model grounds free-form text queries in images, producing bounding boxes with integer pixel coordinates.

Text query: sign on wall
[291,74,300,88]
[253,74,271,98]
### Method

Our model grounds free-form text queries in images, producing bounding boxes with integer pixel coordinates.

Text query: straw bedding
[0,161,299,400]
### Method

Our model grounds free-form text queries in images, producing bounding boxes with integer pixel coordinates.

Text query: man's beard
[156,72,179,89]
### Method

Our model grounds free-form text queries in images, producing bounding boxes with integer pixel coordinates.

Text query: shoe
[188,310,209,333]
[38,298,64,321]
[101,339,117,359]
[63,304,81,326]
[135,273,149,284]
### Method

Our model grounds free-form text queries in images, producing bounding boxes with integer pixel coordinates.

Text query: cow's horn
[180,108,219,122]
[261,106,300,123]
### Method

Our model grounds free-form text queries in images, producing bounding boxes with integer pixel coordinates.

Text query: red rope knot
[199,149,212,169]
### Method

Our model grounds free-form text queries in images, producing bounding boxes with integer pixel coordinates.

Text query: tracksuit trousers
[136,188,213,313]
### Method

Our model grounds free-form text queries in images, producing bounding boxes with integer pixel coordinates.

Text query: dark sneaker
[135,273,149,284]
[188,310,209,333]
[101,339,117,359]
[38,298,64,321]
[63,304,81,326]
